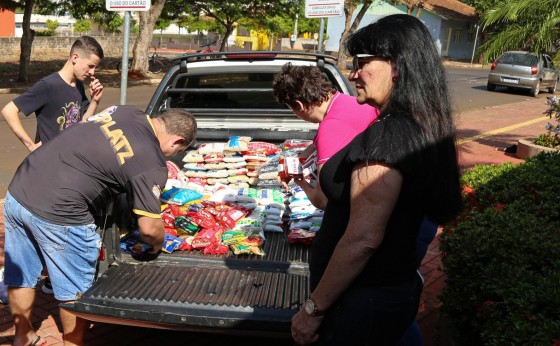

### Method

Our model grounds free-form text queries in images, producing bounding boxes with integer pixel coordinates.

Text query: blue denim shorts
[3,192,101,301]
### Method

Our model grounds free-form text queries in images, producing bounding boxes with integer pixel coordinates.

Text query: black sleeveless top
[310,113,431,290]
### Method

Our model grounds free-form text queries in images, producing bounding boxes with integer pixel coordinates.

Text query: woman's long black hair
[345,14,462,224]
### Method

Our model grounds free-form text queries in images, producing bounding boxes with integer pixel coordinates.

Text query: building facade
[326,0,479,60]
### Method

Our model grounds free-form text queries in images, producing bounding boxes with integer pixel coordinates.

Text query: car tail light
[490,61,498,70]
[531,66,538,75]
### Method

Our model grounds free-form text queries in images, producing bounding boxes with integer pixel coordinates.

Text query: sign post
[106,0,151,105]
[304,0,344,53]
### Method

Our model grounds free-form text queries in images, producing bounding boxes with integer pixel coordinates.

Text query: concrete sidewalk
[0,96,554,345]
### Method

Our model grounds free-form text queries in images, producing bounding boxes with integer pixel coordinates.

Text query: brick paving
[0,96,553,345]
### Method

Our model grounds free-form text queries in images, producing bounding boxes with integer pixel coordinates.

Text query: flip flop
[31,335,47,346]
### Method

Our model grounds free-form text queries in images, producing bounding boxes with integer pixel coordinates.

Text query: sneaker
[41,277,54,295]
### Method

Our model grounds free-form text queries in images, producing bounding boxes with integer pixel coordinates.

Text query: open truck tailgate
[63,232,310,337]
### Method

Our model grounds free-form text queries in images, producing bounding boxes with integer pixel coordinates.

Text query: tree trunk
[132,0,166,75]
[336,1,373,71]
[219,24,234,52]
[18,0,36,83]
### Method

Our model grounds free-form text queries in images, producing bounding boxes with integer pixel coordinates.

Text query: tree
[169,0,288,52]
[154,17,172,47]
[45,19,59,31]
[402,0,425,17]
[477,0,560,64]
[0,0,43,82]
[74,19,91,34]
[131,0,167,74]
[335,1,374,71]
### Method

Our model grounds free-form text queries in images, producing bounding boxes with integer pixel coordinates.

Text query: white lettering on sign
[106,0,151,11]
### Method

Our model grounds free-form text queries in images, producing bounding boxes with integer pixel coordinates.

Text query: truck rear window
[168,73,285,109]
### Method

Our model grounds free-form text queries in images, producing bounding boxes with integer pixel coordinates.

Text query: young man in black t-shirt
[3,105,196,346]
[1,36,105,151]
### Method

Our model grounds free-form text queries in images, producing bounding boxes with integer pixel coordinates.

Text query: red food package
[287,228,316,245]
[166,161,181,179]
[216,207,249,230]
[245,141,280,156]
[164,227,178,237]
[203,242,229,255]
[161,213,176,228]
[178,235,195,251]
[168,204,188,218]
[187,209,217,229]
[192,225,225,249]
[204,153,224,163]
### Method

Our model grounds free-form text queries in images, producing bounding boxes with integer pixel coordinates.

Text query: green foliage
[477,0,560,64]
[155,18,172,31]
[34,29,55,36]
[74,19,91,33]
[532,96,560,148]
[439,153,560,345]
[460,0,503,14]
[45,19,59,31]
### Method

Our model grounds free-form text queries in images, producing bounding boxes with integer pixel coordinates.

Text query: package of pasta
[161,187,203,205]
[178,235,195,251]
[203,242,229,255]
[222,229,248,245]
[230,243,265,256]
[192,225,225,249]
[120,231,153,257]
[226,136,251,152]
[245,141,280,156]
[283,139,313,150]
[174,215,200,235]
[162,233,183,253]
[187,209,216,229]
[216,206,250,230]
[161,212,175,228]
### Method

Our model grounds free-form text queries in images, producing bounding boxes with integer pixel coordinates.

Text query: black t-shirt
[9,105,167,225]
[13,72,90,143]
[310,113,429,290]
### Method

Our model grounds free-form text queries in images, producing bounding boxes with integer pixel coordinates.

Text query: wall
[0,36,135,62]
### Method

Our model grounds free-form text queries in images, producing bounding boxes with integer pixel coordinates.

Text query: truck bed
[63,231,310,336]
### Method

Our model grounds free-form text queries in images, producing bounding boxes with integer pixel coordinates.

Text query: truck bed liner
[65,232,311,334]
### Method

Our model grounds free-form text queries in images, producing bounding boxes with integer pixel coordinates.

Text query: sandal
[30,335,47,346]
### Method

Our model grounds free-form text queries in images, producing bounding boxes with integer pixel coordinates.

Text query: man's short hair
[157,109,197,147]
[71,36,104,60]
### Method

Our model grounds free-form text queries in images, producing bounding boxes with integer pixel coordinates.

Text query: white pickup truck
[62,51,353,337]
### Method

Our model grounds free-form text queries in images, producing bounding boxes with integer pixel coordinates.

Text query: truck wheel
[549,80,557,94]
[530,81,540,97]
[487,83,496,91]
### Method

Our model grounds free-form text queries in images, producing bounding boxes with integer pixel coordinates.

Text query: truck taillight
[531,66,538,75]
[491,61,498,70]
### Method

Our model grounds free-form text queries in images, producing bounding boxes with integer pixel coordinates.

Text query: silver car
[487,51,558,97]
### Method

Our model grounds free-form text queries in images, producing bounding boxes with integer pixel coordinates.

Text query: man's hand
[89,76,104,103]
[29,141,43,152]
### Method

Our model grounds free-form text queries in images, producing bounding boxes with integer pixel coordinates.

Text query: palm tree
[478,0,560,64]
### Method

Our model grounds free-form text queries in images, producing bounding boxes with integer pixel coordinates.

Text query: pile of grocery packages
[120,136,324,258]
